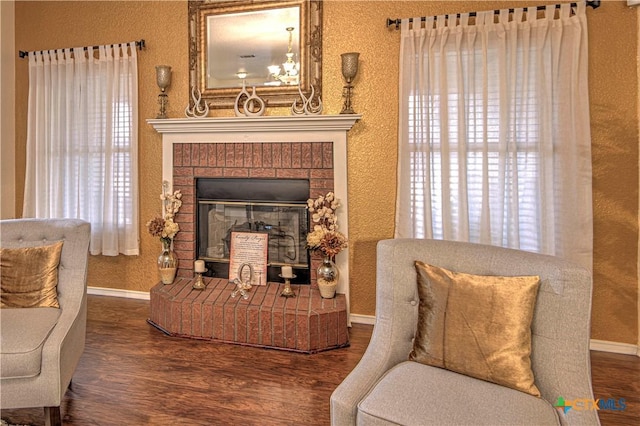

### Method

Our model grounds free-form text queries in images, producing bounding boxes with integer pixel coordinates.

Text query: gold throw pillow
[410,261,541,396]
[0,241,64,308]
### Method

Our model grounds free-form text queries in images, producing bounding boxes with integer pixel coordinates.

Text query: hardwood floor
[1,295,638,425]
[591,350,640,425]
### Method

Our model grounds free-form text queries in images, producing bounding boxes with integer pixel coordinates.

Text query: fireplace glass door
[197,201,310,283]
[196,178,311,284]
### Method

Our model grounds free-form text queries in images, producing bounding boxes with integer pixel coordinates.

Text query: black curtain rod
[18,39,146,59]
[386,0,600,29]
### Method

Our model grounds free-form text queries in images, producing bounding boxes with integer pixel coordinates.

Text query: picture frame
[228,232,268,286]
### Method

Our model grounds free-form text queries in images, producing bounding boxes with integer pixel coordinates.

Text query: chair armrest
[331,239,419,425]
[38,294,87,406]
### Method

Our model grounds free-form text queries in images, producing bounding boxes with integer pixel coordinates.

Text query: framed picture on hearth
[228,232,268,286]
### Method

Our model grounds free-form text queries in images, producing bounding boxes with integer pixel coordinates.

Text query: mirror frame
[188,0,323,109]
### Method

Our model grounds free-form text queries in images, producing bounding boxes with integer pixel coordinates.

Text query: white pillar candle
[281,265,293,278]
[194,260,206,273]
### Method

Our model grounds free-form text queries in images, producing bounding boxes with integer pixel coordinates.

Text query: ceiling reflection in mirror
[207,7,300,89]
[189,0,323,109]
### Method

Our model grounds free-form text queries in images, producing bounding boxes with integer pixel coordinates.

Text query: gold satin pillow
[0,241,64,308]
[410,261,541,396]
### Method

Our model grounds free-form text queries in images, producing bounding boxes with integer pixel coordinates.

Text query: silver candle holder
[340,52,360,114]
[156,65,172,119]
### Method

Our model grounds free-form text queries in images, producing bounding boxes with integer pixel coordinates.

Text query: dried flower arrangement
[146,182,183,247]
[306,191,348,258]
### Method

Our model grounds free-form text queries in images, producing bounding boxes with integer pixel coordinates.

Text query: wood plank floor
[1,295,638,425]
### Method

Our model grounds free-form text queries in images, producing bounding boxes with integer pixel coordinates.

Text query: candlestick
[193,260,207,290]
[281,265,293,278]
[340,52,359,114]
[155,65,172,119]
[279,273,296,298]
[193,272,206,290]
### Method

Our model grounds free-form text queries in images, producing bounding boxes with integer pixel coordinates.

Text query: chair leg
[44,406,62,426]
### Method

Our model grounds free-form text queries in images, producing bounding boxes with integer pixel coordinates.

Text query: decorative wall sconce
[155,65,172,119]
[340,53,360,114]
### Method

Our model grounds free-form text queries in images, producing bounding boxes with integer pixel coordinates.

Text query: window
[396,6,592,270]
[23,44,139,255]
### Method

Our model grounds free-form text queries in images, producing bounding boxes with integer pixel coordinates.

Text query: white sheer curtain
[23,43,139,256]
[395,3,592,270]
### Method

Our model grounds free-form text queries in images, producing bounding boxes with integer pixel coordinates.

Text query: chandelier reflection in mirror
[267,27,300,86]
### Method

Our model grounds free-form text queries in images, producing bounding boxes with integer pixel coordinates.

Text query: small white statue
[234,82,265,117]
[234,82,250,117]
[185,86,209,118]
[243,87,265,117]
[291,85,322,116]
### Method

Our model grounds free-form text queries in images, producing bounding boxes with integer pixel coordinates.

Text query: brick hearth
[149,278,349,353]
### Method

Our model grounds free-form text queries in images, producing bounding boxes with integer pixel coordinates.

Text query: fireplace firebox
[196,178,310,284]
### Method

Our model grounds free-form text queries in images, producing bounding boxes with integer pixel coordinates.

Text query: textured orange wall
[14,1,190,294]
[586,1,639,345]
[14,0,638,344]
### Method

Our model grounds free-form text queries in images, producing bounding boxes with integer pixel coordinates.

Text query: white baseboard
[88,286,150,300]
[349,313,376,325]
[590,339,640,356]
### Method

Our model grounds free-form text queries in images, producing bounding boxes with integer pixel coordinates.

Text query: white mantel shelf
[147,114,361,135]
[148,113,361,320]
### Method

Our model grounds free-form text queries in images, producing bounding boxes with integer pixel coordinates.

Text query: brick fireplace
[147,115,360,352]
[172,141,334,282]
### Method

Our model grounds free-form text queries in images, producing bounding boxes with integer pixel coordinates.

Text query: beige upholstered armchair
[331,238,599,426]
[1,219,90,426]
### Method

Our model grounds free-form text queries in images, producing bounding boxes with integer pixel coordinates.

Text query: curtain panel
[23,43,139,256]
[395,3,592,270]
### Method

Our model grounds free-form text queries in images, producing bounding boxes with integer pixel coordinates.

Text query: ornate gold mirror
[188,0,323,109]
